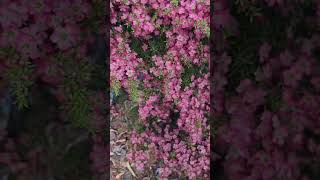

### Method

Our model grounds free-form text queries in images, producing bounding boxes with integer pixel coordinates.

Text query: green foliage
[63,62,92,89]
[8,63,34,110]
[265,84,283,112]
[64,88,93,131]
[114,88,128,105]
[234,0,262,22]
[151,10,159,28]
[133,122,145,134]
[196,20,210,37]
[81,0,106,34]
[111,82,142,136]
[195,120,202,129]
[170,152,176,159]
[130,37,149,59]
[149,34,167,56]
[128,105,139,120]
[122,102,145,134]
[53,53,95,132]
[0,47,34,110]
[177,130,189,142]
[181,61,207,89]
[170,0,179,6]
[181,72,193,89]
[226,3,291,92]
[112,79,121,97]
[201,37,209,45]
[122,24,134,34]
[130,33,167,68]
[212,114,230,140]
[54,52,92,86]
[0,47,19,60]
[164,8,172,15]
[226,41,259,91]
[129,79,139,103]
[143,86,161,100]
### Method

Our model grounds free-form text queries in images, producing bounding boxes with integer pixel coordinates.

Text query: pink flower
[259,43,271,63]
[142,43,148,51]
[50,24,80,50]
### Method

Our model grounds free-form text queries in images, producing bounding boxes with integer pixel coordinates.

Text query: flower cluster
[213,1,320,179]
[0,0,107,179]
[111,0,210,178]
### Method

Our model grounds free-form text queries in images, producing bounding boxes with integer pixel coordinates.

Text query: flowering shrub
[213,0,320,179]
[111,0,210,178]
[0,0,107,179]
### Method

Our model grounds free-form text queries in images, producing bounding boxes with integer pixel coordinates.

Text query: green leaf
[170,0,179,6]
[112,79,121,96]
[7,61,34,110]
[65,88,94,132]
[129,79,139,102]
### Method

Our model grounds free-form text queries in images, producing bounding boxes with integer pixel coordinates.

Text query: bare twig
[126,162,137,177]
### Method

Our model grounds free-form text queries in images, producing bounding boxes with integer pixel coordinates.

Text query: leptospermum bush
[111,0,210,178]
[0,0,107,179]
[213,0,320,179]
